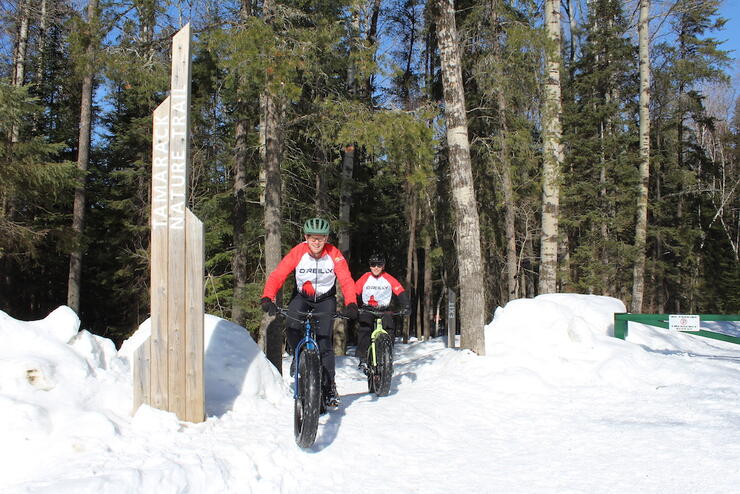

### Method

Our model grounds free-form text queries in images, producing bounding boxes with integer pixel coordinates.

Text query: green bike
[360,308,400,397]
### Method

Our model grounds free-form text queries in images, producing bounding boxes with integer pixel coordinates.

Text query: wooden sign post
[134,24,205,423]
[447,289,456,348]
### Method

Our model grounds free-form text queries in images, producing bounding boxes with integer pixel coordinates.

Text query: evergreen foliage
[561,0,640,299]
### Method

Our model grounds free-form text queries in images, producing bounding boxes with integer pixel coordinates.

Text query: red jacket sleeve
[325,244,357,306]
[261,244,304,300]
[383,272,406,295]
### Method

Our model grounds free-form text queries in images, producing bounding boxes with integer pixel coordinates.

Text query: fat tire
[294,348,321,448]
[370,333,393,397]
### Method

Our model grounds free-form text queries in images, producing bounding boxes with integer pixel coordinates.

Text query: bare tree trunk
[423,232,433,340]
[654,151,664,314]
[631,0,651,313]
[334,144,355,356]
[258,0,284,370]
[67,0,98,314]
[259,89,284,370]
[413,247,420,339]
[12,0,29,88]
[492,0,518,302]
[435,0,486,355]
[32,0,49,134]
[10,0,30,142]
[559,232,571,290]
[261,92,282,271]
[338,145,354,255]
[599,118,610,295]
[524,225,536,298]
[314,148,329,215]
[346,4,360,97]
[232,112,249,326]
[404,191,417,343]
[231,1,253,327]
[538,0,565,294]
[37,0,49,83]
[365,0,382,99]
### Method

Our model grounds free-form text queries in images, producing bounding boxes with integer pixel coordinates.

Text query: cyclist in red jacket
[354,253,409,374]
[260,217,358,408]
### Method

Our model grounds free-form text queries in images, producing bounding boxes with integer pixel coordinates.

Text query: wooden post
[133,24,204,422]
[447,289,456,348]
[185,209,205,422]
[166,24,191,418]
[149,97,170,410]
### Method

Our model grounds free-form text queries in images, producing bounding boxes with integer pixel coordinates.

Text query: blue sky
[719,0,739,83]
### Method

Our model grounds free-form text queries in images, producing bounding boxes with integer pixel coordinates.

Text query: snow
[1,294,739,493]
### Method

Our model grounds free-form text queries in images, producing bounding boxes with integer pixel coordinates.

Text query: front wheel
[368,332,393,397]
[294,348,321,448]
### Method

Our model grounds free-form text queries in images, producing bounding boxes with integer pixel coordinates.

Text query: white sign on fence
[669,314,701,332]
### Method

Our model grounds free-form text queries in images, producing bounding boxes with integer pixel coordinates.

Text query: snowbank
[484,294,740,391]
[119,314,288,416]
[0,307,289,490]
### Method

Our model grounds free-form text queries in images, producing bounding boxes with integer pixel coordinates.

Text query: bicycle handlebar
[358,308,404,317]
[276,306,349,322]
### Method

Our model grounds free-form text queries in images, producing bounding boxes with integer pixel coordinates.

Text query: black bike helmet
[303,217,331,235]
[368,253,385,266]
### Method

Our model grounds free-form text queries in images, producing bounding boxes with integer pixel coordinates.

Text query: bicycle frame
[361,308,400,366]
[275,306,345,448]
[278,308,341,398]
[289,312,319,399]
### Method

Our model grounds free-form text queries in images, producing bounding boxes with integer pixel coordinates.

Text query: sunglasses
[370,262,385,267]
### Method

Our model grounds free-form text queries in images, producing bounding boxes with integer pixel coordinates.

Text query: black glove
[343,303,358,321]
[260,297,277,316]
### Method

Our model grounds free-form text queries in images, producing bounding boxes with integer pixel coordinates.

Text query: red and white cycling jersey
[355,272,405,308]
[262,242,357,305]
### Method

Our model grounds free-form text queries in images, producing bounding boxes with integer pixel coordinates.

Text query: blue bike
[278,307,344,448]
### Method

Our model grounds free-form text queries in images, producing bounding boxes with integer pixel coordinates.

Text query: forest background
[0,0,737,350]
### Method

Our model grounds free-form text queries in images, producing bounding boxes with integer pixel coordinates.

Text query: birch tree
[631,0,650,312]
[538,0,565,294]
[435,0,485,355]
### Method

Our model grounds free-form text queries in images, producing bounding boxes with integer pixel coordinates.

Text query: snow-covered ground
[1,294,739,493]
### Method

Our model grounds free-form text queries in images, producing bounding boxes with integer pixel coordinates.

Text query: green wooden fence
[614,313,740,345]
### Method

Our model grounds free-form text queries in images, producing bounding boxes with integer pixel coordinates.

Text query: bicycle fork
[369,318,386,367]
[294,328,319,399]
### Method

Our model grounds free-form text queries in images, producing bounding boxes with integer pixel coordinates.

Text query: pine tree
[649,0,729,312]
[461,0,542,305]
[0,82,76,313]
[86,0,169,341]
[561,0,639,298]
[67,0,101,313]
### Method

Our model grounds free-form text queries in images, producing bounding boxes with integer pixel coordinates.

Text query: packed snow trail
[255,337,740,494]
